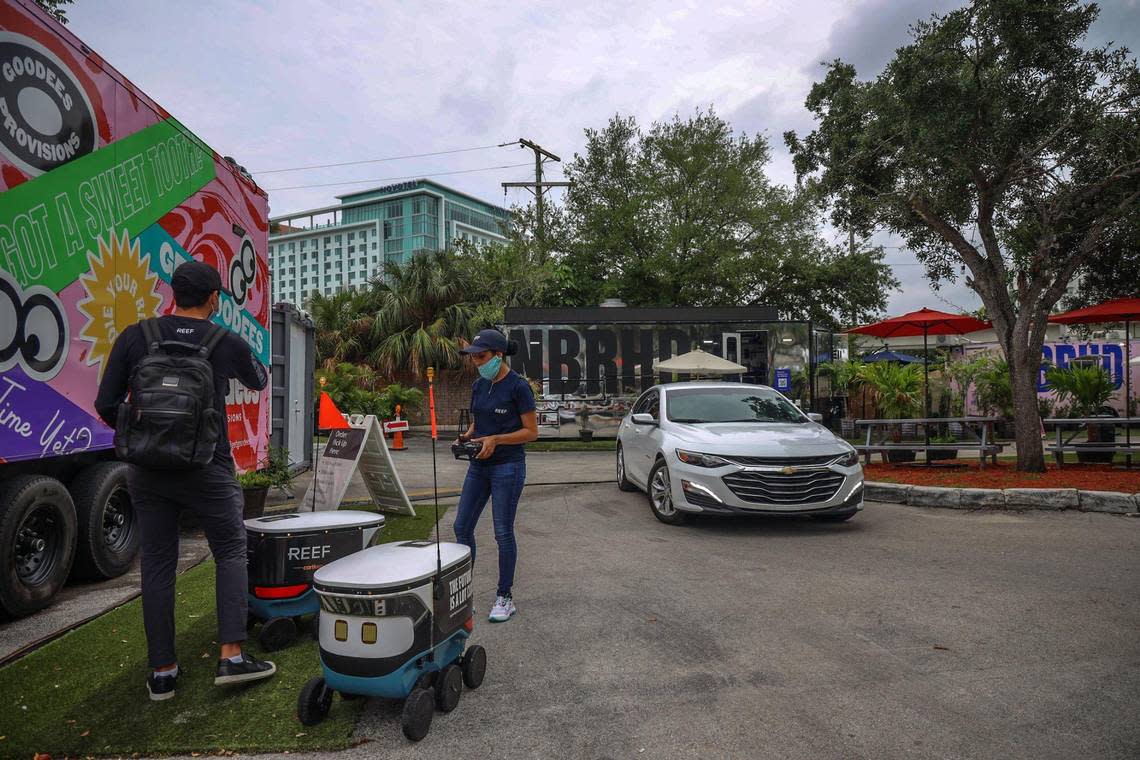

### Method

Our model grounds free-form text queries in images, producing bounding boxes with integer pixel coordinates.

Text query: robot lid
[244,511,385,534]
[314,541,470,591]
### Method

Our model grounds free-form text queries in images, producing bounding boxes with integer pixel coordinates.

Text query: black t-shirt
[94,315,268,467]
[469,371,536,465]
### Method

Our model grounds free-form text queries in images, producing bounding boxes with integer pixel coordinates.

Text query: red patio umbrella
[1049,297,1140,454]
[848,308,992,419]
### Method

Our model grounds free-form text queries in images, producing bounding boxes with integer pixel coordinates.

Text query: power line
[251,143,509,175]
[266,163,534,192]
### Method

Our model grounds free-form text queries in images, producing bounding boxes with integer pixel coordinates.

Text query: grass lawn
[529,439,617,452]
[0,507,444,758]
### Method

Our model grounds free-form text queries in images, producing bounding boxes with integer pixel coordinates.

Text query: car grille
[721,454,840,467]
[721,469,845,505]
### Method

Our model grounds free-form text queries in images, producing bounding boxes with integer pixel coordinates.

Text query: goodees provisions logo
[0,32,96,176]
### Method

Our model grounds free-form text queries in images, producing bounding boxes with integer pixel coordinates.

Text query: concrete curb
[865,480,1139,514]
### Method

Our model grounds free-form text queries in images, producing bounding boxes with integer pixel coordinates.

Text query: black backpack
[114,318,227,469]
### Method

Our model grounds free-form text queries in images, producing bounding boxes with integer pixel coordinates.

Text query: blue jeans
[453,459,526,597]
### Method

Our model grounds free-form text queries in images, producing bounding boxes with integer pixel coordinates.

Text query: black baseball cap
[461,328,509,354]
[171,260,231,302]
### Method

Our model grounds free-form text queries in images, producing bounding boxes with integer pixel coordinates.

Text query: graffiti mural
[0,0,270,469]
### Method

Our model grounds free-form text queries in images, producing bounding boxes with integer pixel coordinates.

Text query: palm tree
[306,288,380,368]
[369,250,474,378]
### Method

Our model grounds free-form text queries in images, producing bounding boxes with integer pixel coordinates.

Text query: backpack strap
[139,318,163,355]
[197,322,228,358]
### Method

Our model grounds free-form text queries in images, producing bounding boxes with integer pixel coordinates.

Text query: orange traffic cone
[391,404,407,451]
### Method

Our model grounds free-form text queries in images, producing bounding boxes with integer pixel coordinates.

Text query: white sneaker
[488,595,516,623]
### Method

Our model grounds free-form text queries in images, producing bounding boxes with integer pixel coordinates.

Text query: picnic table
[854,417,1005,468]
[1042,417,1140,467]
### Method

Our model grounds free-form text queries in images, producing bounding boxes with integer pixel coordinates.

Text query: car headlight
[836,449,860,467]
[675,449,730,468]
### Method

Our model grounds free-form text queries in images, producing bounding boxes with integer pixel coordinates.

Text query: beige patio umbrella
[653,348,747,377]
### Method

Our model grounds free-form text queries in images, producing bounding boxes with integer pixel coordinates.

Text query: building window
[387,202,402,219]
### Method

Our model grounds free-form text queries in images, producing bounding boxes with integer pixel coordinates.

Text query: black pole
[311,429,320,512]
[1127,319,1132,468]
[924,327,931,461]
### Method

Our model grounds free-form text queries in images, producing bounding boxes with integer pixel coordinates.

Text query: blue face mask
[478,355,502,380]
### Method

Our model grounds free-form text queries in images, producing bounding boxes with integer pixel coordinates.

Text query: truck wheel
[0,475,77,618]
[71,462,137,580]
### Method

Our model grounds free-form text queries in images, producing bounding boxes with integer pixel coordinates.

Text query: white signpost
[302,415,415,516]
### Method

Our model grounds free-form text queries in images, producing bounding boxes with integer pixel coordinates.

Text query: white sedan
[616,382,864,525]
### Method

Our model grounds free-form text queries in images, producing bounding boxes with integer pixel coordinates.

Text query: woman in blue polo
[453,328,538,622]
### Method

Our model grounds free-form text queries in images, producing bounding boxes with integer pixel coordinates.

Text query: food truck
[0,0,271,617]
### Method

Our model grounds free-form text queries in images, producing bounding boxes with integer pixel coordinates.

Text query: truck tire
[71,462,138,580]
[0,475,77,618]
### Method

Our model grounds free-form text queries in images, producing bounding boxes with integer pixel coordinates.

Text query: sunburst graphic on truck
[76,229,163,377]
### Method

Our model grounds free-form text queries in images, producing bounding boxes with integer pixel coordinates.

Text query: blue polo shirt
[470,371,536,464]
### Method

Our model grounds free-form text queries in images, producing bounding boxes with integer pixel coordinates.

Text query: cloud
[64,0,1135,319]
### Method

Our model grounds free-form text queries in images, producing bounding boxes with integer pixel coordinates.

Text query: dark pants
[128,462,248,668]
[453,459,526,597]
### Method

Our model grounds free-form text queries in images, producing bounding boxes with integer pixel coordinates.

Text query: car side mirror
[631,413,657,425]
[807,413,823,423]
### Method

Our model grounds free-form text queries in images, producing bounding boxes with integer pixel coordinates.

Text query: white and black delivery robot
[297,539,487,741]
[245,511,385,650]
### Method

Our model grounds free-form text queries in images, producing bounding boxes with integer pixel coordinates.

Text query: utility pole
[501,138,571,249]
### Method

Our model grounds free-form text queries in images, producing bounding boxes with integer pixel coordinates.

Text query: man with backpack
[94,260,274,701]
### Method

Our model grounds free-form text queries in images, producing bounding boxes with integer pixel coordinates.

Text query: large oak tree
[786,0,1140,471]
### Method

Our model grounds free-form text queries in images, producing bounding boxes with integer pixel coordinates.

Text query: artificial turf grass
[0,507,446,758]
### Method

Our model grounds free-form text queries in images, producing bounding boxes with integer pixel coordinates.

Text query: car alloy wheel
[650,464,675,517]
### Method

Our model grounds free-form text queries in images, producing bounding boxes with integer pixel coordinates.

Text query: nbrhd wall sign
[506,324,701,394]
[502,309,792,395]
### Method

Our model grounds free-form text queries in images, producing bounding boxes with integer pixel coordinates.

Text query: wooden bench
[1042,417,1140,467]
[855,417,1005,468]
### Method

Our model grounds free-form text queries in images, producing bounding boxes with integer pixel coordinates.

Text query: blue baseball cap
[461,328,509,354]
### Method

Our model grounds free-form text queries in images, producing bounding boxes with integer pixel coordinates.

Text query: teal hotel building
[268,179,511,305]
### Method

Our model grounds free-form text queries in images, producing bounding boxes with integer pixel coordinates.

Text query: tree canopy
[786,0,1140,471]
[550,109,897,328]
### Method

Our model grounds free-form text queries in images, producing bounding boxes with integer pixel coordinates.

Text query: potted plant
[237,447,296,519]
[818,359,865,438]
[857,361,924,463]
[1044,363,1117,463]
[928,433,959,461]
[237,469,273,520]
[974,356,1015,438]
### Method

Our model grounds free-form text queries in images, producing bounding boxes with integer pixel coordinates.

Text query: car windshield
[664,388,807,424]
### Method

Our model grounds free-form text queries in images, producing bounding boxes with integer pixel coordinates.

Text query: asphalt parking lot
[288,475,1140,760]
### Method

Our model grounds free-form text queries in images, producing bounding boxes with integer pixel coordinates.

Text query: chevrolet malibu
[616,383,864,525]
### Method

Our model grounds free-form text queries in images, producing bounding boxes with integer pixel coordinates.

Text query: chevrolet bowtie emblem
[782,466,796,475]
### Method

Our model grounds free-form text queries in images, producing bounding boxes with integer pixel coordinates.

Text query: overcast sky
[67,0,1140,317]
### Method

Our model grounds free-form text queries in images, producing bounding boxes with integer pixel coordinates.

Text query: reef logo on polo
[0,32,96,176]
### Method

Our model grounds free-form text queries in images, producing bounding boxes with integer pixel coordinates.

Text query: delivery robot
[245,511,385,650]
[297,540,487,741]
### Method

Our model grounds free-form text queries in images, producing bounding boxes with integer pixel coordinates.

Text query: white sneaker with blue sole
[488,595,516,622]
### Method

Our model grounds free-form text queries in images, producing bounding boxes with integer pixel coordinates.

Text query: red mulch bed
[864,461,1140,492]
